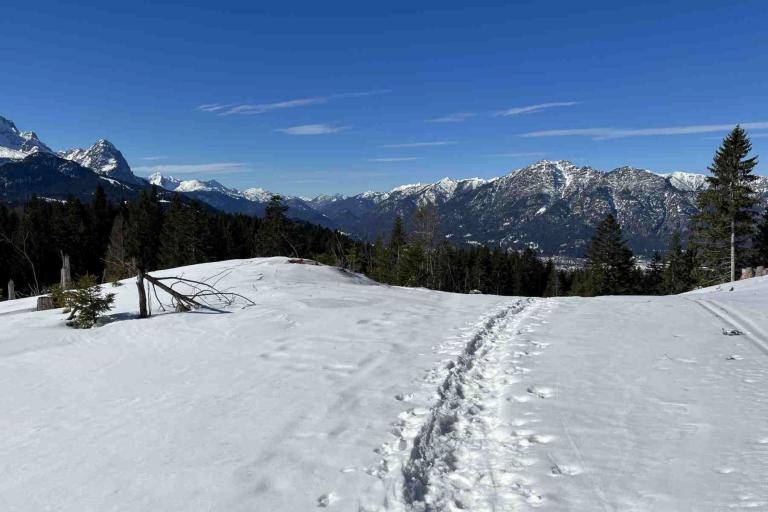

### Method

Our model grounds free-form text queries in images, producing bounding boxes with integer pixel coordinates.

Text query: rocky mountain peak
[59,139,138,185]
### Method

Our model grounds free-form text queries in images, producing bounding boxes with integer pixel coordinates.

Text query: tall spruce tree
[584,213,635,295]
[753,208,768,267]
[691,125,759,282]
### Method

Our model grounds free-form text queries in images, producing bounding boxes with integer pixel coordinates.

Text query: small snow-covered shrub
[65,275,116,329]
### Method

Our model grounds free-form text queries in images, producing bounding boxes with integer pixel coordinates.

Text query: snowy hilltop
[1,257,767,510]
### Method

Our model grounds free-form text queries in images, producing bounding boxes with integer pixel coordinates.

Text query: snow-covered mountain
[3,113,767,256]
[59,139,140,185]
[147,172,335,227]
[309,160,768,255]
[0,115,53,161]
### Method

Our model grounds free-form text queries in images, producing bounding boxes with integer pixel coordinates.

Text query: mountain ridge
[2,114,766,256]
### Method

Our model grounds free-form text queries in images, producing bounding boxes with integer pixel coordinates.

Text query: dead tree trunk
[60,253,72,290]
[137,269,148,318]
[7,279,14,300]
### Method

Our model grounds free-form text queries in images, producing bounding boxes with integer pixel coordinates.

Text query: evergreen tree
[753,208,768,266]
[691,125,759,282]
[661,230,694,294]
[126,188,163,272]
[389,215,407,267]
[103,211,132,281]
[254,195,292,256]
[543,260,560,297]
[584,214,635,295]
[643,251,664,294]
[159,196,209,268]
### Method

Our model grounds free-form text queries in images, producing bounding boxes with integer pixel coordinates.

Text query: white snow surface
[2,260,768,511]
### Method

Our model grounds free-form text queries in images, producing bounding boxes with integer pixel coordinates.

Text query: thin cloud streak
[199,89,389,116]
[428,112,476,123]
[382,141,456,148]
[495,102,579,117]
[522,122,768,140]
[275,124,348,135]
[369,157,421,162]
[134,162,250,175]
[220,97,327,116]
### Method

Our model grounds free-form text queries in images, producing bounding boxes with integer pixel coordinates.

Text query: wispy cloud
[134,162,250,175]
[333,89,391,98]
[368,157,421,162]
[382,141,456,148]
[522,122,768,140]
[199,89,390,116]
[428,112,476,123]
[751,131,768,138]
[275,124,348,135]
[218,97,327,116]
[197,103,231,113]
[139,155,166,161]
[495,102,579,117]
[488,152,546,158]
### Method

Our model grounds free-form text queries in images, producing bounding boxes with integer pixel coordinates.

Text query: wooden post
[7,279,14,300]
[60,253,72,290]
[137,269,148,318]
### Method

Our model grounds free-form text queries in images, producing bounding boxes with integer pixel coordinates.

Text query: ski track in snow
[690,298,768,357]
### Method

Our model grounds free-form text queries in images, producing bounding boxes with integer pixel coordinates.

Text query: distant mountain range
[2,114,766,256]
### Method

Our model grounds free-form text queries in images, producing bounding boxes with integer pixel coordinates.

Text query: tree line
[1,125,765,299]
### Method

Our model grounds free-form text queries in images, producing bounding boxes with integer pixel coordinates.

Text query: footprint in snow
[527,386,554,399]
[551,463,583,476]
[317,492,337,507]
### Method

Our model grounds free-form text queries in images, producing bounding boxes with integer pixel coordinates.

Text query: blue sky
[3,0,768,196]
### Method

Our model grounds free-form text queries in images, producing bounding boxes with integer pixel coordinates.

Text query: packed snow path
[2,260,768,511]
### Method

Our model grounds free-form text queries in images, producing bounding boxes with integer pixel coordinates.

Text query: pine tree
[103,211,132,281]
[126,188,163,272]
[159,196,209,268]
[661,230,694,294]
[389,215,407,266]
[254,195,292,257]
[543,260,560,297]
[691,125,759,282]
[584,214,635,295]
[643,251,663,294]
[753,208,768,266]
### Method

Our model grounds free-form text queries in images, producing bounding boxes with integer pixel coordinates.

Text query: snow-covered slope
[2,259,768,511]
[59,139,139,185]
[0,258,503,510]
